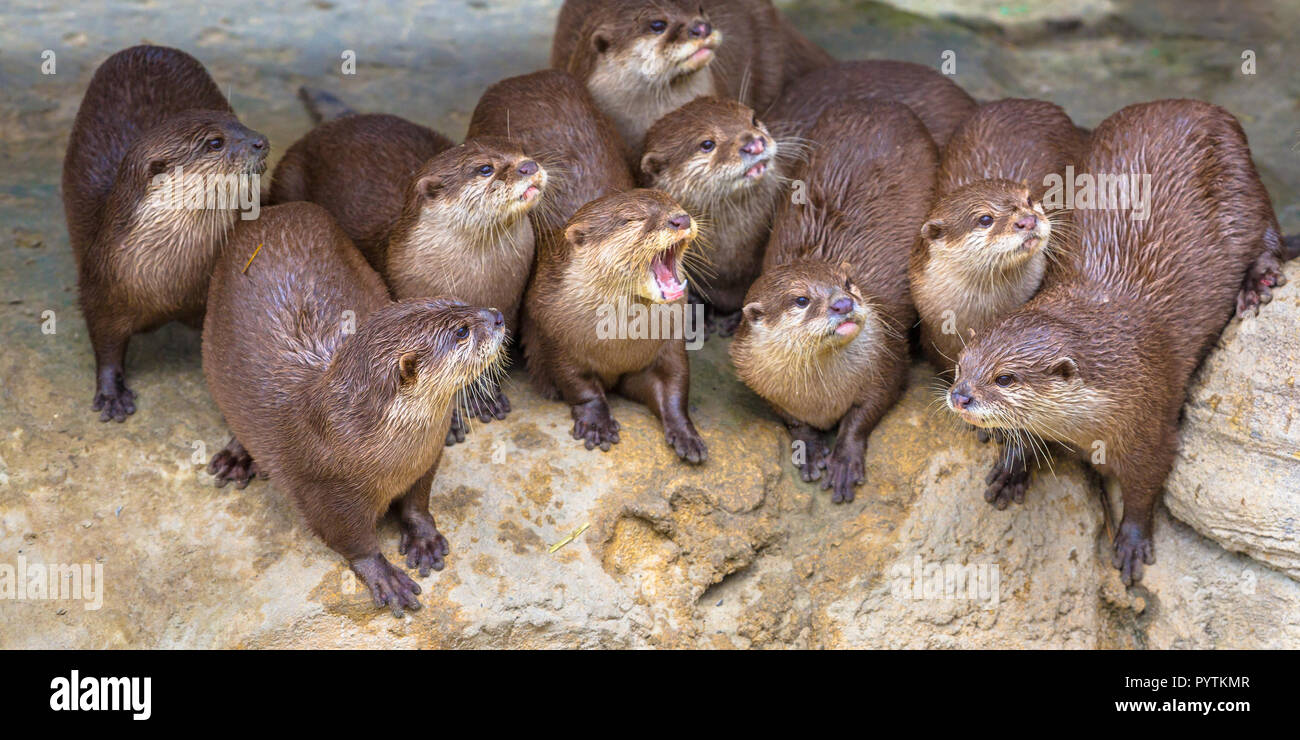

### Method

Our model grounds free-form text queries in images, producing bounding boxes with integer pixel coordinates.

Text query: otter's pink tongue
[835,321,859,337]
[652,250,685,301]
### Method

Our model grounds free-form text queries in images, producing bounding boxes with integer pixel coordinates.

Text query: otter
[910,99,1088,375]
[731,100,936,503]
[764,60,977,149]
[203,202,506,616]
[270,115,546,442]
[947,99,1298,584]
[62,45,268,422]
[639,96,785,335]
[551,0,834,156]
[467,69,634,239]
[522,189,708,463]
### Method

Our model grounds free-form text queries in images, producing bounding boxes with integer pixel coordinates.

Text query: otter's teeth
[651,249,685,301]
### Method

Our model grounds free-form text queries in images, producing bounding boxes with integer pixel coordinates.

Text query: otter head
[133,110,269,183]
[640,96,778,201]
[920,180,1050,274]
[408,136,547,234]
[564,188,696,304]
[574,0,721,86]
[340,298,508,429]
[737,260,875,356]
[947,311,1092,439]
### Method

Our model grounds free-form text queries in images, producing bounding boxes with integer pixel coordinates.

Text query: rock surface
[1166,261,1300,581]
[1,0,1298,648]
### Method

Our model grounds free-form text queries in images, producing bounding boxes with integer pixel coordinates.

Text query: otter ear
[593,34,610,55]
[417,174,444,200]
[1050,357,1078,380]
[921,220,943,241]
[640,152,666,179]
[565,222,589,248]
[742,301,763,325]
[398,352,419,385]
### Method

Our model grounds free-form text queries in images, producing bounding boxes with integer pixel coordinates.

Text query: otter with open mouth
[203,202,507,616]
[271,115,548,444]
[639,96,786,335]
[552,0,833,157]
[63,45,269,423]
[731,100,936,504]
[522,188,708,463]
[947,99,1299,585]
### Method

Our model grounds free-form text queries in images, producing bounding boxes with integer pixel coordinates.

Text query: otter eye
[206,137,224,151]
[700,140,715,153]
[476,164,494,177]
[794,296,810,308]
[994,373,1015,387]
[649,19,667,33]
[455,325,470,340]
[977,214,994,227]
[1027,196,1033,208]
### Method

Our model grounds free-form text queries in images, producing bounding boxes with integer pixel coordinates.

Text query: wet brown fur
[202,202,506,615]
[522,189,708,463]
[62,44,268,423]
[731,100,936,503]
[911,99,1088,374]
[764,60,976,149]
[950,99,1294,584]
[551,0,834,155]
[639,96,784,321]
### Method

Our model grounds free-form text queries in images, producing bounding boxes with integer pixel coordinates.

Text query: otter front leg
[1110,446,1171,585]
[820,400,889,504]
[781,415,828,483]
[618,338,707,464]
[306,493,421,617]
[395,468,450,577]
[445,381,512,446]
[208,437,266,489]
[86,310,135,422]
[984,437,1029,509]
[550,362,621,452]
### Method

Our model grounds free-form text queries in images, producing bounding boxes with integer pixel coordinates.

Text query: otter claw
[398,523,450,577]
[350,553,422,618]
[571,401,620,452]
[983,444,1029,509]
[820,450,865,504]
[208,440,264,489]
[665,424,707,464]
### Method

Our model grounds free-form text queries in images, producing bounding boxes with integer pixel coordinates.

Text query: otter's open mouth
[520,185,541,202]
[650,244,687,302]
[1019,234,1042,252]
[743,160,769,180]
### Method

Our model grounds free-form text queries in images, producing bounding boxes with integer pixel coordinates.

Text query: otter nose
[741,136,766,156]
[829,297,854,316]
[518,160,538,177]
[668,213,691,232]
[950,384,973,410]
[1014,213,1037,231]
[485,308,505,328]
[690,20,712,38]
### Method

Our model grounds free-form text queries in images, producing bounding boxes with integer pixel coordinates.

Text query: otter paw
[398,520,450,577]
[445,409,468,446]
[208,442,264,490]
[1112,522,1156,585]
[92,384,135,423]
[819,450,865,504]
[665,423,708,464]
[983,452,1028,510]
[790,432,829,483]
[350,553,422,618]
[1236,254,1284,317]
[571,401,620,451]
[465,387,511,424]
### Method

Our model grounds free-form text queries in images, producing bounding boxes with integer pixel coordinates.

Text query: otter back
[765,60,976,149]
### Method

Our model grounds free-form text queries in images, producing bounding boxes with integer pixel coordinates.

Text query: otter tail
[298,87,357,125]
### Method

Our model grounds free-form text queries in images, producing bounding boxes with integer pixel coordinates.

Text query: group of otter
[63,0,1298,614]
